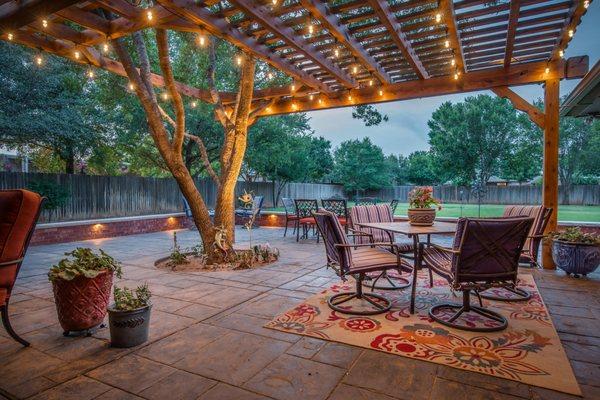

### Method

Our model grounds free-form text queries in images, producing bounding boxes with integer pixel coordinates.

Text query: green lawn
[265,203,600,223]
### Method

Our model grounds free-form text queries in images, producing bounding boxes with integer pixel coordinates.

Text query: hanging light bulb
[87,69,95,79]
[318,98,323,105]
[435,13,442,23]
[307,23,314,35]
[128,82,135,91]
[378,89,383,97]
[348,93,353,101]
[272,0,278,5]
[559,50,564,58]
[568,29,574,38]
[334,48,339,58]
[146,10,153,21]
[451,58,456,66]
[454,72,459,80]
[545,67,550,74]
[74,50,80,60]
[291,83,296,91]
[42,19,48,28]
[309,94,314,101]
[267,72,274,80]
[198,34,206,47]
[35,55,43,66]
[266,106,272,113]
[7,32,13,41]
[444,40,450,48]
[102,43,109,53]
[161,92,169,100]
[236,55,243,66]
[291,102,298,111]
[191,101,197,108]
[369,79,373,86]
[584,0,590,8]
[352,65,358,74]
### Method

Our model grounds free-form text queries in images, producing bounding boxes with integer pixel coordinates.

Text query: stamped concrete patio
[0,227,599,400]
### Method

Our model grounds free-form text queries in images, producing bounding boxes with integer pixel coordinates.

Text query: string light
[318,98,323,105]
[102,43,109,53]
[161,92,169,100]
[451,58,456,66]
[87,69,95,79]
[435,13,442,23]
[291,102,298,111]
[146,10,153,21]
[267,72,274,79]
[348,94,353,101]
[568,29,574,38]
[74,50,80,60]
[454,72,459,80]
[309,94,314,101]
[272,0,278,5]
[334,48,340,58]
[352,65,358,74]
[266,106,272,113]
[307,23,314,35]
[197,34,206,47]
[35,55,43,66]
[584,0,590,8]
[444,40,450,48]
[369,79,373,86]
[42,19,48,28]
[559,50,564,58]
[291,83,296,91]
[128,82,135,91]
[545,67,550,74]
[236,55,243,66]
[378,89,384,97]
[191,101,197,108]
[7,32,13,41]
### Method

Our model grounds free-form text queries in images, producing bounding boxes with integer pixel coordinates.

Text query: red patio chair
[294,199,319,242]
[1,189,44,346]
[321,199,349,232]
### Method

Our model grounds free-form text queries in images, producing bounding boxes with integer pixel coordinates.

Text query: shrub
[48,248,122,282]
[113,284,152,311]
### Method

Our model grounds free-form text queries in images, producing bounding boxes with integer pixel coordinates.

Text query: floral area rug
[265,273,580,395]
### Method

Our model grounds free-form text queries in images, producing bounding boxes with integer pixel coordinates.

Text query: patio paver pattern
[0,227,598,400]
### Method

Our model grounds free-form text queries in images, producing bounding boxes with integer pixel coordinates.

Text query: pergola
[0,0,594,268]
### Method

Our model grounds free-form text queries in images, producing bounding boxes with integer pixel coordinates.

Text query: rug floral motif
[265,273,580,395]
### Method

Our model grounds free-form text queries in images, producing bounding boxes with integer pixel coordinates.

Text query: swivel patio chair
[349,204,413,290]
[321,199,349,232]
[294,199,319,242]
[281,197,299,237]
[1,189,44,346]
[416,216,533,332]
[313,210,413,315]
[477,205,553,302]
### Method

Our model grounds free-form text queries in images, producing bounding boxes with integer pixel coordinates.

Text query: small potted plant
[49,248,122,336]
[548,227,600,277]
[107,284,152,348]
[407,186,442,226]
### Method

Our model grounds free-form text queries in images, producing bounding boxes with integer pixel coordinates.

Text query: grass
[265,202,600,223]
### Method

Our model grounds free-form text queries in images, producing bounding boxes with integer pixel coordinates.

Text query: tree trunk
[63,147,75,174]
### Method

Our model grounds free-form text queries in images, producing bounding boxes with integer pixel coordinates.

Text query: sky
[307,2,600,156]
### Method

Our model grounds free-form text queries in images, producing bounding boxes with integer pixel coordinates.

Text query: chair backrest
[350,204,394,244]
[355,197,378,206]
[294,199,318,218]
[321,199,348,218]
[450,216,534,285]
[313,210,352,274]
[281,197,296,215]
[0,190,44,301]
[389,199,399,215]
[502,205,551,254]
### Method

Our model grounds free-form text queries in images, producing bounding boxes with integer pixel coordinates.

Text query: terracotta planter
[551,240,600,277]
[52,270,113,335]
[407,208,436,226]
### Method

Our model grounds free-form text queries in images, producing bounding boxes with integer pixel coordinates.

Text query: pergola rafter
[503,0,521,68]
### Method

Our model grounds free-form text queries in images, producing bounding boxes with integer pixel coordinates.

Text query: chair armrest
[427,243,461,255]
[528,234,546,239]
[0,258,23,267]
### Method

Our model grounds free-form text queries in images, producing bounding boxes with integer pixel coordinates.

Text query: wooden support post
[542,78,560,269]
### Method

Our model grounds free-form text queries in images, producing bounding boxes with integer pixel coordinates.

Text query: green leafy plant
[408,186,442,209]
[547,227,600,245]
[253,243,280,263]
[168,232,188,265]
[113,284,152,311]
[48,248,122,282]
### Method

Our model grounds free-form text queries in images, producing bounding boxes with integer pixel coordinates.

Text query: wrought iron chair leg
[1,304,30,347]
[428,267,433,288]
[327,275,392,315]
[428,291,508,332]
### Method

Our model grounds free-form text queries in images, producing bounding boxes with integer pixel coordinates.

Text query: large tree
[428,95,518,187]
[332,137,391,196]
[110,27,273,261]
[0,42,111,173]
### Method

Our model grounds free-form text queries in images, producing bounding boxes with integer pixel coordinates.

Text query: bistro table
[355,220,457,313]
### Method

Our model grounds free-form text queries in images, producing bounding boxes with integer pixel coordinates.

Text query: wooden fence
[1,172,598,222]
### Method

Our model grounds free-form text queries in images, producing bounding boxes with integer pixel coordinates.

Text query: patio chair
[477,205,553,302]
[349,204,413,290]
[235,195,264,227]
[1,189,44,346]
[294,199,319,242]
[416,216,533,332]
[321,199,349,232]
[355,197,378,206]
[313,209,413,315]
[281,197,299,237]
[389,199,399,215]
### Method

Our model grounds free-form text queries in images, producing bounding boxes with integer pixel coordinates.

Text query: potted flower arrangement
[407,186,442,226]
[548,227,600,277]
[107,284,152,348]
[48,248,121,336]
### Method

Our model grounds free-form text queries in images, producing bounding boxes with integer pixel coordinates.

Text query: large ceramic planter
[551,240,600,277]
[52,270,113,335]
[407,208,436,226]
[107,305,151,348]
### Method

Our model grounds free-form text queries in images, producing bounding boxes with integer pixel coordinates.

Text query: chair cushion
[337,217,347,225]
[350,204,394,244]
[349,246,411,274]
[299,217,316,224]
[421,246,453,282]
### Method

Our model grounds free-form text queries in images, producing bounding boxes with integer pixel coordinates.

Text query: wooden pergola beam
[366,0,429,79]
[492,86,544,128]
[503,0,521,68]
[228,0,356,89]
[549,0,591,61]
[157,0,332,94]
[0,0,83,32]
[439,0,465,74]
[256,57,588,116]
[298,0,392,84]
[56,7,111,34]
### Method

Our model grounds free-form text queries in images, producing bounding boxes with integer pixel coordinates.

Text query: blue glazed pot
[551,240,600,277]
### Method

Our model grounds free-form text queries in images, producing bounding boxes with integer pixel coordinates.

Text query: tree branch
[248,98,277,125]
[185,133,221,187]
[156,28,186,154]
[132,31,156,103]
[207,37,233,130]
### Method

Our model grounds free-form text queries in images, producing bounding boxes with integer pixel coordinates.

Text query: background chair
[313,210,412,315]
[294,199,318,242]
[1,189,44,346]
[354,197,378,206]
[321,199,349,232]
[281,197,298,237]
[417,216,533,332]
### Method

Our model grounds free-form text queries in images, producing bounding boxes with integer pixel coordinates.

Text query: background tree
[352,105,389,126]
[428,95,518,187]
[332,137,391,196]
[0,42,111,173]
[403,151,439,185]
